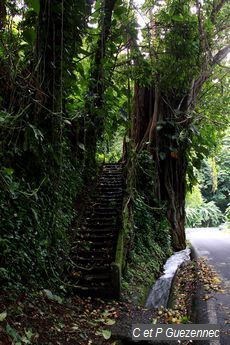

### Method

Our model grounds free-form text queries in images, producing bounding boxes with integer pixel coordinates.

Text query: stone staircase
[70,164,123,297]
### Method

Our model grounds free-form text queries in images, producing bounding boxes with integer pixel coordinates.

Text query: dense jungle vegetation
[0,0,229,295]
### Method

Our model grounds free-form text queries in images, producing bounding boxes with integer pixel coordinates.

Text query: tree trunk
[160,151,187,251]
[132,85,188,250]
[83,0,117,174]
[36,0,63,145]
[0,0,6,30]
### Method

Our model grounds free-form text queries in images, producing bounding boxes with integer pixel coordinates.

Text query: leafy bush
[123,150,172,302]
[186,185,203,208]
[200,133,230,213]
[225,204,230,222]
[186,201,223,227]
[123,194,172,303]
[0,143,83,289]
[133,150,172,254]
[134,195,171,255]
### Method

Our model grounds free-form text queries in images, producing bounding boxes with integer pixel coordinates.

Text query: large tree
[83,0,117,173]
[0,0,88,286]
[36,0,87,145]
[131,0,229,250]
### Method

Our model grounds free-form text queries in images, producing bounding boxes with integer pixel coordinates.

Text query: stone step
[74,237,114,245]
[72,264,110,272]
[89,201,121,208]
[84,219,117,226]
[83,222,116,229]
[73,246,113,254]
[98,180,122,184]
[73,254,113,263]
[70,163,123,298]
[100,171,123,176]
[98,179,123,184]
[80,225,117,233]
[74,284,111,292]
[77,234,115,243]
[85,210,118,217]
[81,273,111,282]
[94,190,123,196]
[85,213,117,219]
[92,196,122,202]
[96,190,123,196]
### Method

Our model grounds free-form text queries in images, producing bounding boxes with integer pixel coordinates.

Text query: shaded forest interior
[0,0,229,307]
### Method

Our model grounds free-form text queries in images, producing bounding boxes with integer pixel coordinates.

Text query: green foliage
[133,151,171,254]
[185,184,223,227]
[186,201,223,227]
[186,131,229,227]
[26,0,40,14]
[97,127,125,163]
[200,133,230,213]
[0,0,86,289]
[86,0,138,159]
[133,194,171,256]
[5,323,35,345]
[123,150,172,302]
[225,205,230,222]
[0,144,83,288]
[1,0,228,295]
[186,185,203,208]
[186,72,229,191]
[123,192,172,303]
[141,0,201,91]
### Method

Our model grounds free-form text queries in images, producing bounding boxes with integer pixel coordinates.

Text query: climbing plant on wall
[0,0,88,287]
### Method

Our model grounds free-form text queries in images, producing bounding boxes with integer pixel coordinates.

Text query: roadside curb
[189,243,199,260]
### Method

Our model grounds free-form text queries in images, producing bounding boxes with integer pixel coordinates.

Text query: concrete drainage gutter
[145,249,191,309]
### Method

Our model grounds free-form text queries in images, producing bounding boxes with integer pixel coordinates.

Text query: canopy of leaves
[0,0,229,287]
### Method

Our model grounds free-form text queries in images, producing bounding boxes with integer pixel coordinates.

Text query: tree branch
[211,45,230,66]
[187,44,230,109]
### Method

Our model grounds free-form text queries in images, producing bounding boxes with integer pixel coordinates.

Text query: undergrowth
[0,140,84,290]
[122,150,172,303]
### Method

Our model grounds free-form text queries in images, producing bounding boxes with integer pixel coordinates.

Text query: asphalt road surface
[186,227,230,345]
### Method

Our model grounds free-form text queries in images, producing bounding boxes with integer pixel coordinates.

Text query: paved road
[186,228,230,345]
